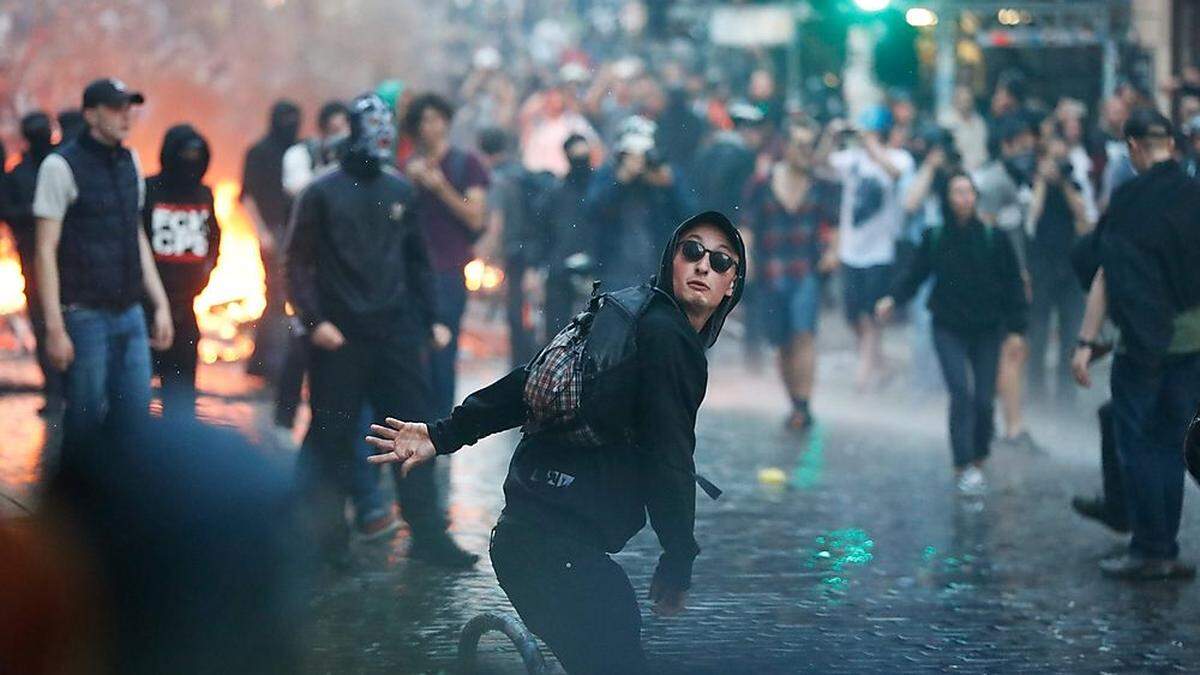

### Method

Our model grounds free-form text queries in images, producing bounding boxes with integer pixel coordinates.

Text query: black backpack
[523,282,722,500]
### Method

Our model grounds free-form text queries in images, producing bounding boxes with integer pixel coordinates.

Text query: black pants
[248,248,289,382]
[1097,401,1129,526]
[932,326,1004,468]
[274,325,310,428]
[299,335,445,555]
[152,299,201,417]
[15,236,62,401]
[1027,261,1084,402]
[505,258,536,367]
[490,517,646,674]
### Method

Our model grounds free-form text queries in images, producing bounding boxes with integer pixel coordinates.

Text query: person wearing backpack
[366,211,745,673]
[876,172,1028,495]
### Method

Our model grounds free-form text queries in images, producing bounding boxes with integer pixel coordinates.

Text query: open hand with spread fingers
[366,418,437,477]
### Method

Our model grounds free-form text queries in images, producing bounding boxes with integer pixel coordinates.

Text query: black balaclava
[20,112,53,163]
[268,100,301,147]
[563,133,592,185]
[159,124,211,190]
[342,93,396,178]
[653,210,747,349]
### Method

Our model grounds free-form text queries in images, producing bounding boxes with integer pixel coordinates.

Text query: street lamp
[905,7,938,27]
[853,0,891,12]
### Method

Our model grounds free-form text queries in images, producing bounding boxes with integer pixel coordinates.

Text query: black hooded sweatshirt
[142,124,221,304]
[428,211,746,591]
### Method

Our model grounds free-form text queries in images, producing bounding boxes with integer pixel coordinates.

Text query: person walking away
[402,93,490,417]
[33,78,173,448]
[876,172,1028,495]
[142,124,221,417]
[1077,110,1200,580]
[741,124,839,431]
[366,211,745,673]
[240,100,301,384]
[4,111,61,413]
[285,93,473,568]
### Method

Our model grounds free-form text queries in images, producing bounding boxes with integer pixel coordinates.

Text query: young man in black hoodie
[285,93,472,569]
[366,211,746,673]
[4,111,59,411]
[143,124,221,415]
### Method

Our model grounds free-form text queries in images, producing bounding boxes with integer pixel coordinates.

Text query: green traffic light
[853,0,891,11]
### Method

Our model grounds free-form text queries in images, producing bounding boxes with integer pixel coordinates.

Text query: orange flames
[194,181,266,364]
[0,178,506,362]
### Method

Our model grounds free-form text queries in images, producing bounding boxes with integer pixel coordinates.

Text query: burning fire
[194,180,267,364]
[0,178,505,363]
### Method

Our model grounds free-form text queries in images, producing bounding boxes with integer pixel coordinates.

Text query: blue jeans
[351,406,389,526]
[932,326,1005,469]
[432,270,467,417]
[1111,353,1200,559]
[62,304,152,441]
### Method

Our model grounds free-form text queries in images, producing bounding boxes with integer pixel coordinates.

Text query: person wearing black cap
[1074,109,1200,580]
[142,124,221,416]
[366,211,745,673]
[56,109,86,144]
[33,78,172,445]
[4,111,60,412]
[284,93,470,569]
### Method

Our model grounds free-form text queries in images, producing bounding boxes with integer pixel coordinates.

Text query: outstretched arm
[366,366,529,470]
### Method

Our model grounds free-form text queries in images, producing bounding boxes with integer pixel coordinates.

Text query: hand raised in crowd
[46,327,75,372]
[311,321,346,351]
[150,305,174,351]
[432,323,452,350]
[817,250,840,275]
[366,418,437,478]
[874,296,895,323]
[649,573,687,617]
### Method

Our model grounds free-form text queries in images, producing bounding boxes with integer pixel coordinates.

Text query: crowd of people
[4,25,1200,672]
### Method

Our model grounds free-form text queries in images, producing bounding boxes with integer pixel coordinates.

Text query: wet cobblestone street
[4,327,1200,673]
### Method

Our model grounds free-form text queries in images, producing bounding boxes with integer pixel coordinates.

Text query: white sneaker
[956,466,987,496]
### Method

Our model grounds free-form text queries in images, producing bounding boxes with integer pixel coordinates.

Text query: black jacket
[428,211,746,591]
[1097,159,1200,366]
[284,163,436,341]
[4,150,50,250]
[890,218,1028,335]
[143,125,221,303]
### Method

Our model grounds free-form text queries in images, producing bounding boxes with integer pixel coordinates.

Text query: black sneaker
[409,535,479,569]
[1099,554,1196,581]
[1071,495,1130,533]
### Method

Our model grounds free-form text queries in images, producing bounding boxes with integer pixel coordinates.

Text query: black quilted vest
[56,133,143,309]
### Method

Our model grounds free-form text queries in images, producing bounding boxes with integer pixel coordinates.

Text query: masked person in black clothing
[285,93,473,569]
[4,111,60,412]
[367,211,746,673]
[877,172,1028,496]
[56,109,86,144]
[241,100,301,383]
[142,125,221,415]
[535,133,597,336]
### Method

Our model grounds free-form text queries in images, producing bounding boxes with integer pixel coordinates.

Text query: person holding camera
[817,106,915,392]
[587,116,694,290]
[876,172,1028,495]
[1025,133,1095,405]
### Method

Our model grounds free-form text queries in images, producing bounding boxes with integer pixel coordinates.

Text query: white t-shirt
[831,146,914,268]
[32,151,146,221]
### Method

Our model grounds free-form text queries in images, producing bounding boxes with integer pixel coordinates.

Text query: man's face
[1001,130,1034,158]
[85,102,133,143]
[418,107,448,146]
[785,128,815,170]
[672,223,738,318]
